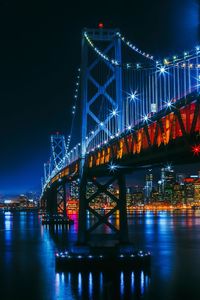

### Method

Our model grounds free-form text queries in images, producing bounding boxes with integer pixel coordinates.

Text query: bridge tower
[80,27,123,162]
[43,133,68,216]
[78,27,129,246]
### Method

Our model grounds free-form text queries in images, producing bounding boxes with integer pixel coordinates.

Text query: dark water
[1,210,200,300]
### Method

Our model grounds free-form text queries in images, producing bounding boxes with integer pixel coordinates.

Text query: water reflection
[53,270,151,300]
[2,211,200,299]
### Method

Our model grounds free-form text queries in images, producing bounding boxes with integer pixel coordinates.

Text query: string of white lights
[84,32,154,70]
[116,32,200,69]
[116,32,155,62]
[162,47,200,67]
[66,67,81,153]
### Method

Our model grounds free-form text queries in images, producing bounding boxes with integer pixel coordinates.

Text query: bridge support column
[77,171,129,246]
[78,173,87,244]
[46,189,57,215]
[57,183,67,217]
[118,173,129,244]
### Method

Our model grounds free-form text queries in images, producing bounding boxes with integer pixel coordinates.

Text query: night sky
[0,0,199,194]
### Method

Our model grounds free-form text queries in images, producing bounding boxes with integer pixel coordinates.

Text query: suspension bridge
[41,25,200,246]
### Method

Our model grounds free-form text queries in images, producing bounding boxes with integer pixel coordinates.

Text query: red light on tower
[192,144,200,156]
[98,22,104,29]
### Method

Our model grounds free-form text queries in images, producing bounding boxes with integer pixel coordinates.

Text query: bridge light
[184,52,188,57]
[173,56,177,60]
[142,114,149,123]
[110,108,118,117]
[127,125,131,130]
[165,99,174,109]
[196,46,200,52]
[159,66,166,74]
[192,144,200,156]
[127,90,138,101]
[98,22,104,29]
[108,162,119,172]
[100,122,104,126]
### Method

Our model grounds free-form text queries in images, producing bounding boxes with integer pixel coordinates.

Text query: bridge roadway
[42,91,200,196]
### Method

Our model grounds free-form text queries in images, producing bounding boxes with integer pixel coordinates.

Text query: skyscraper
[144,169,153,202]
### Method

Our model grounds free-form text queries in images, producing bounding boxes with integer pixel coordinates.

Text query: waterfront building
[173,182,185,205]
[194,179,200,203]
[184,177,195,204]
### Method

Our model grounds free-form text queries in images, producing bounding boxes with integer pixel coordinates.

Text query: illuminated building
[144,169,153,202]
[131,186,144,205]
[184,178,195,204]
[160,166,176,202]
[194,179,200,202]
[173,182,185,205]
[126,187,133,207]
[176,173,186,185]
[70,179,80,200]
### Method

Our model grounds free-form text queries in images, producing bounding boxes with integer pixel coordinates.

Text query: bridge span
[41,26,200,246]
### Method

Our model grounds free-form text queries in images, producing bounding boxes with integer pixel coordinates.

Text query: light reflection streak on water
[99,272,103,294]
[4,212,12,244]
[131,272,134,294]
[120,272,124,297]
[67,272,71,285]
[140,271,145,295]
[55,273,60,295]
[55,272,72,300]
[78,272,82,296]
[88,272,93,297]
[53,269,151,299]
[19,212,26,238]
